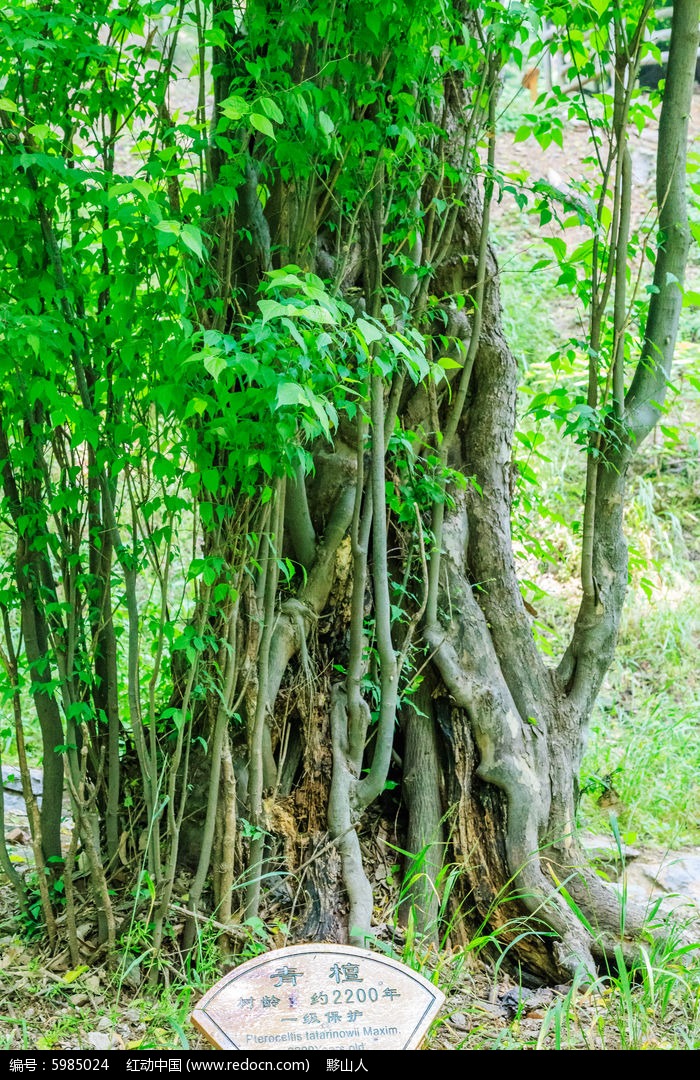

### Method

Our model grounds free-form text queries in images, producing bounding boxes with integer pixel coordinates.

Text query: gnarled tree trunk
[1,0,697,983]
[192,0,699,981]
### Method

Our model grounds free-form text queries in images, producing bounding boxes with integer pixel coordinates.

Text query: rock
[2,765,43,796]
[608,849,700,927]
[474,1000,507,1020]
[653,855,700,896]
[581,833,640,861]
[499,987,532,1018]
[630,147,655,186]
[5,827,31,845]
[498,985,557,1020]
[85,1032,112,1051]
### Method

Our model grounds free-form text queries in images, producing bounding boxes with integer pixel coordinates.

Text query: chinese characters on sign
[192,944,444,1051]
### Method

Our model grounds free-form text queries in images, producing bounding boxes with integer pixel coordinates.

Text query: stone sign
[191,943,445,1051]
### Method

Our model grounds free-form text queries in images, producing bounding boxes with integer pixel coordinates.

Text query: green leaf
[277,316,303,351]
[318,111,335,136]
[205,27,226,48]
[203,351,226,381]
[258,96,284,123]
[356,317,383,344]
[259,298,333,325]
[180,224,205,261]
[109,179,152,200]
[542,236,567,259]
[201,468,220,493]
[276,382,307,408]
[309,396,333,438]
[220,95,250,121]
[62,965,89,985]
[28,123,50,141]
[258,298,289,324]
[156,220,181,239]
[266,270,306,290]
[250,113,275,139]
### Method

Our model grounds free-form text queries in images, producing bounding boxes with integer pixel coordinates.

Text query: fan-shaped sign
[192,943,445,1051]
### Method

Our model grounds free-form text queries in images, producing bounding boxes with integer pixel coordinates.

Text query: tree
[0,0,697,981]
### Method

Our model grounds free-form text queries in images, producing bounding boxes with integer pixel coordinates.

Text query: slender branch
[0,610,57,945]
[613,146,632,418]
[354,369,398,809]
[346,414,372,769]
[559,0,700,711]
[245,478,285,919]
[626,0,700,443]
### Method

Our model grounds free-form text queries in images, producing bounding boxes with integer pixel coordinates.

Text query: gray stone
[609,848,700,927]
[2,765,43,796]
[580,833,640,861]
[85,1032,112,1051]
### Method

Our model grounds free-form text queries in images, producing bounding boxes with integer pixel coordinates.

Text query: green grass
[581,595,700,846]
[536,937,700,1050]
[423,921,700,1050]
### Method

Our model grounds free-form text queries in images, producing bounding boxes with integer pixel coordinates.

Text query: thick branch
[425,501,596,977]
[354,374,398,809]
[285,462,316,570]
[266,481,356,711]
[626,0,699,442]
[246,480,285,920]
[461,313,548,722]
[328,686,374,944]
[559,0,699,712]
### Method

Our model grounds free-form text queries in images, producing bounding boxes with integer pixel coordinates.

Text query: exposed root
[545,847,699,969]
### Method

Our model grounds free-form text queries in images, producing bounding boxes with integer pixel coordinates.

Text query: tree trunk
[183,0,699,980]
[399,679,445,939]
[2,0,697,980]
